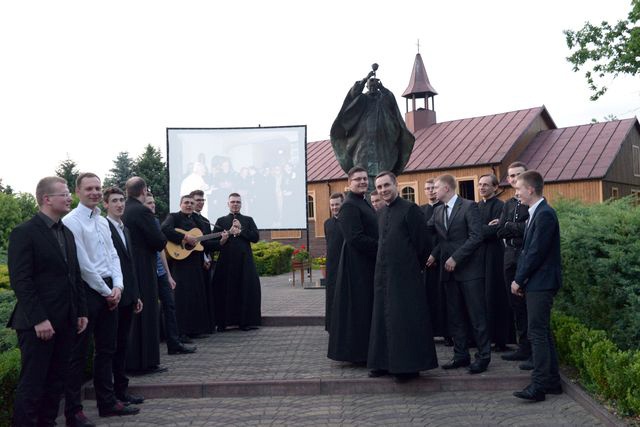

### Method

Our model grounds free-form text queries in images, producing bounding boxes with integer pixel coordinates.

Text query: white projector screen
[167,126,307,230]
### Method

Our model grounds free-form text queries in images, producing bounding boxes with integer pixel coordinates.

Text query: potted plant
[291,245,310,269]
[314,256,327,278]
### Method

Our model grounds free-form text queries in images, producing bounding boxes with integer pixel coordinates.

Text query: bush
[0,264,9,291]
[252,241,294,276]
[552,312,640,415]
[555,198,640,350]
[0,348,20,426]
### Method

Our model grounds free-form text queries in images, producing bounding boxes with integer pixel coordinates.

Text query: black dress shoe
[501,350,530,361]
[519,359,534,370]
[217,326,227,332]
[468,359,489,374]
[98,402,140,417]
[545,384,563,395]
[394,372,419,383]
[179,335,194,344]
[145,365,168,374]
[492,344,513,352]
[239,325,259,331]
[442,358,471,369]
[66,410,96,427]
[368,369,388,377]
[116,393,145,405]
[513,385,545,402]
[168,344,197,355]
[443,337,454,346]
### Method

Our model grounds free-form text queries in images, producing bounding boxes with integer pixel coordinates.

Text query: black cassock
[324,216,344,332]
[193,212,217,333]
[122,198,167,372]
[421,201,448,337]
[368,197,438,374]
[162,212,216,336]
[211,213,261,328]
[478,197,515,346]
[328,192,377,363]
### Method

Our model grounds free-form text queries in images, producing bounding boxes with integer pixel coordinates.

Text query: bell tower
[402,51,438,133]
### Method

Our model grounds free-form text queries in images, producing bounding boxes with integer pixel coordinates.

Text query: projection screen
[167,126,307,230]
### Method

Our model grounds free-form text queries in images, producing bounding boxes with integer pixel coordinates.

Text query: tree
[104,151,135,189]
[133,144,169,220]
[564,0,640,100]
[55,157,80,193]
[0,179,13,195]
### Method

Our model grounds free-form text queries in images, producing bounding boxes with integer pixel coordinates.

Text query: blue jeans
[157,273,181,350]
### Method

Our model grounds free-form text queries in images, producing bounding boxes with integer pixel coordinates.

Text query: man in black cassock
[324,192,344,332]
[211,193,261,331]
[421,178,449,343]
[122,177,167,374]
[367,172,438,381]
[478,174,514,352]
[328,167,377,364]
[162,195,227,338]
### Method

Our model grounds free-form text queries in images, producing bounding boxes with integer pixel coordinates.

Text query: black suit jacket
[514,199,562,292]
[108,221,140,306]
[428,197,484,282]
[7,214,88,330]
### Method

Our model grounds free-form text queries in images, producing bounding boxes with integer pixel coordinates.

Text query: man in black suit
[323,192,344,332]
[512,171,562,402]
[427,174,490,374]
[8,176,88,427]
[103,187,145,406]
[122,177,168,374]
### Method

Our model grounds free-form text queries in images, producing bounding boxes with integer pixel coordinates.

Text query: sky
[1,0,638,194]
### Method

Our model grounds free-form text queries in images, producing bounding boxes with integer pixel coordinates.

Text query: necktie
[444,204,449,230]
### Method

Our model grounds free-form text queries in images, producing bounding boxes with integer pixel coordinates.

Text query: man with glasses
[8,177,88,426]
[190,189,216,332]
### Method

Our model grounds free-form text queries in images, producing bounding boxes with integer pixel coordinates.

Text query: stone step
[261,316,324,326]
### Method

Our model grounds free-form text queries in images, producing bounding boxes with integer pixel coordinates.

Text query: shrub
[552,311,640,415]
[555,198,640,350]
[0,348,20,426]
[0,264,9,291]
[251,241,294,276]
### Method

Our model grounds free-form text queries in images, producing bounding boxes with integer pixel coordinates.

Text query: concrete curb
[560,373,625,427]
[261,316,325,326]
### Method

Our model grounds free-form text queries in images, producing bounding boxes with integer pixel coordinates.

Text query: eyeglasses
[46,192,71,198]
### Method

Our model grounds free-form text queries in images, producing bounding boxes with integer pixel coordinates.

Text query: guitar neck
[196,231,224,243]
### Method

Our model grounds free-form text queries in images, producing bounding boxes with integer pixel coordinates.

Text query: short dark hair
[180,194,194,204]
[370,190,379,196]
[508,161,528,171]
[329,192,344,201]
[36,176,66,206]
[103,186,125,202]
[228,192,241,199]
[125,177,147,198]
[517,170,544,195]
[479,173,499,187]
[347,166,367,180]
[425,178,435,185]
[436,174,457,191]
[190,189,204,198]
[76,172,100,190]
[375,170,397,184]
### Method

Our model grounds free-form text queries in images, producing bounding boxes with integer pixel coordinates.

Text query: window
[401,186,416,202]
[307,193,315,219]
[632,189,640,205]
[611,187,619,199]
[634,145,640,176]
[458,179,477,201]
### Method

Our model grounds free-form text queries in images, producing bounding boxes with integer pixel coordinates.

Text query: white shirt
[107,216,127,250]
[445,194,458,219]
[527,197,545,226]
[63,203,124,296]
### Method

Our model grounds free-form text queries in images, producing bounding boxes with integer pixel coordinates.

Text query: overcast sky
[1,0,638,194]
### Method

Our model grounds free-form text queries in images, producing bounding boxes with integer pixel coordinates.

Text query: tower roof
[402,53,438,99]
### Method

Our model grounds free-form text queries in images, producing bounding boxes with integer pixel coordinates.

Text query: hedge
[251,241,294,276]
[0,348,19,426]
[552,312,640,416]
[0,264,8,291]
[554,198,640,351]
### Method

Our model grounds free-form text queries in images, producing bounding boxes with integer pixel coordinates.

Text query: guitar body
[165,228,204,260]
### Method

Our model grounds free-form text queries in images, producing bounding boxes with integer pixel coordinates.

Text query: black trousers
[113,302,134,396]
[504,250,531,355]
[13,325,74,427]
[157,273,181,350]
[65,288,118,416]
[527,290,560,390]
[445,278,491,362]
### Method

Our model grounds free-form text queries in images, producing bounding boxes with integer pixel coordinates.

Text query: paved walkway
[70,272,612,426]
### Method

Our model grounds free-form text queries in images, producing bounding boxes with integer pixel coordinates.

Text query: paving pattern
[261,270,325,317]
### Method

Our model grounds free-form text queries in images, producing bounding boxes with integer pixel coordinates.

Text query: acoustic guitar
[166,228,225,260]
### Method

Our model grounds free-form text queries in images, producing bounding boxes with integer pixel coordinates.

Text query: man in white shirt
[63,173,138,427]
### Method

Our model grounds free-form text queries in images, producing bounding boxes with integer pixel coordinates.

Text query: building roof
[308,106,554,182]
[402,53,438,98]
[518,118,638,182]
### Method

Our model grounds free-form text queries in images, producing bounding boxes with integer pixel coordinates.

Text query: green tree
[104,151,135,190]
[564,0,640,100]
[55,157,80,193]
[133,144,169,219]
[0,179,13,195]
[0,194,23,251]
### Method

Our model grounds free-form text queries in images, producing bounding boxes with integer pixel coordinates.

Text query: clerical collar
[387,195,400,206]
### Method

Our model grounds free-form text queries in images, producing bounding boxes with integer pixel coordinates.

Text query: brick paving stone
[63,392,603,426]
[261,271,325,317]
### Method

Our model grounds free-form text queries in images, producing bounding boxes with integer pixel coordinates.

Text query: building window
[634,145,640,177]
[632,189,640,205]
[307,194,315,219]
[401,186,416,202]
[611,187,619,199]
[458,179,477,201]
